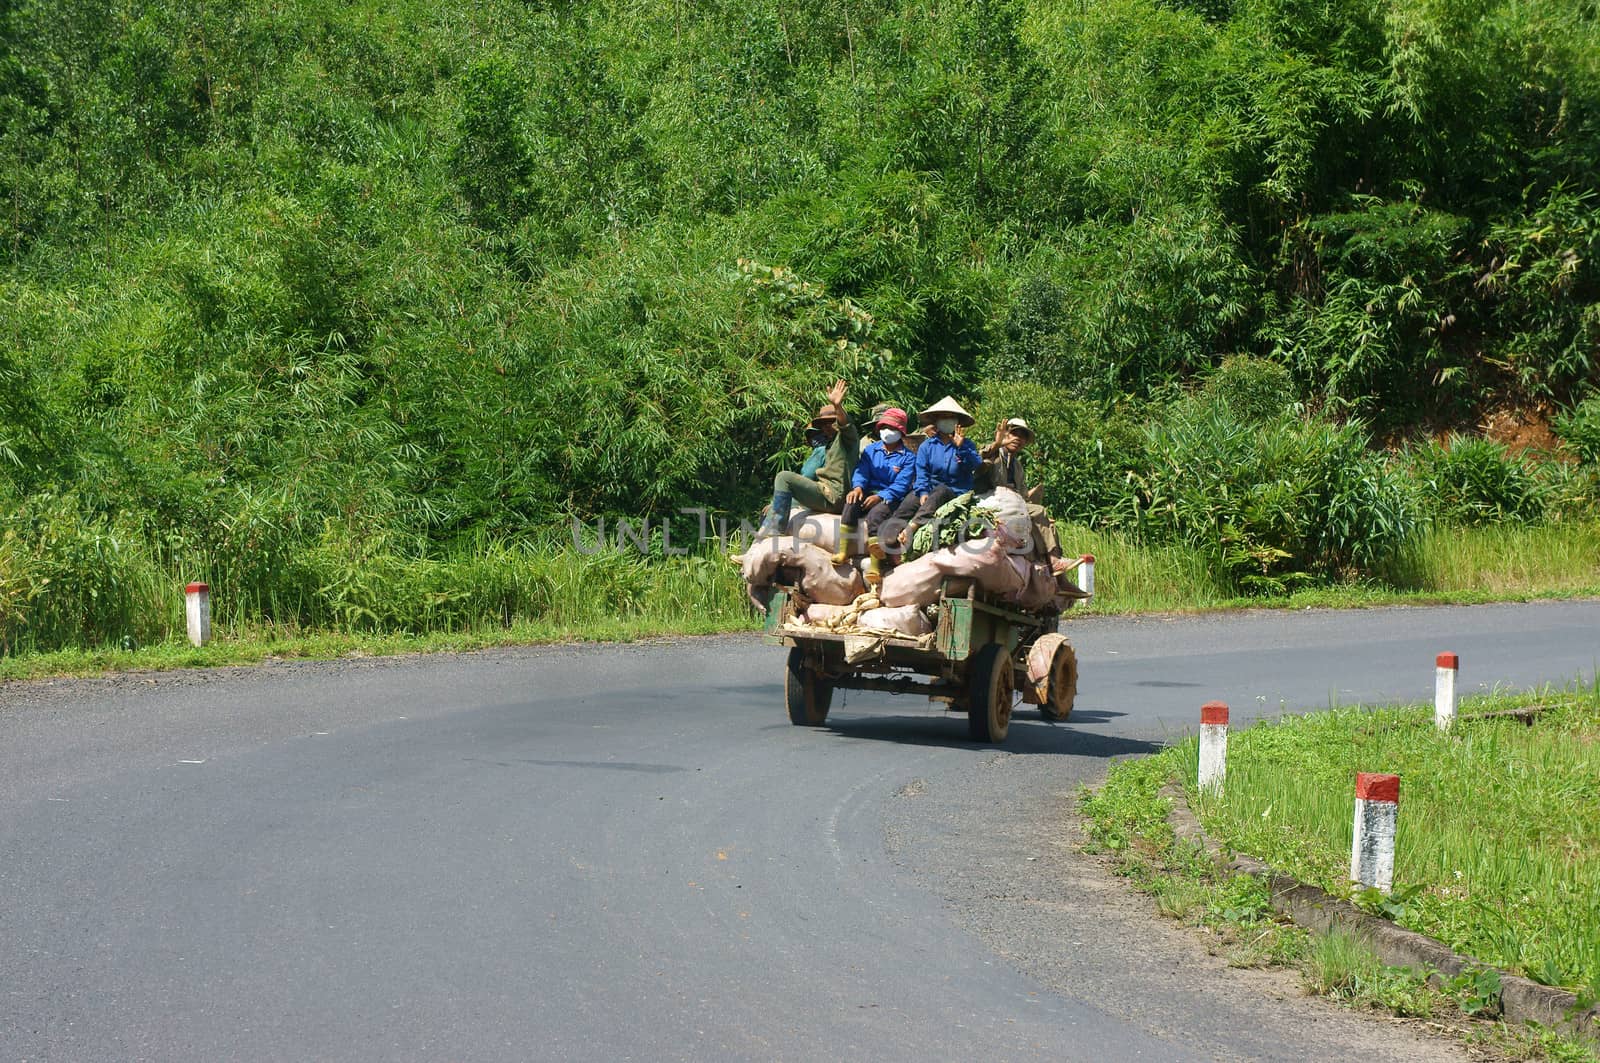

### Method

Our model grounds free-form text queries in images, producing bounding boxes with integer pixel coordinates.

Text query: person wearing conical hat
[756,378,861,538]
[881,396,982,551]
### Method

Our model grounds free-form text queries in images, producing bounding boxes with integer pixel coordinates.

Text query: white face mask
[935,417,958,435]
[879,429,902,445]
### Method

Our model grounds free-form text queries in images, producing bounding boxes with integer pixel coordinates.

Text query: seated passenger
[883,396,982,551]
[833,407,915,586]
[757,378,860,538]
[979,416,1075,577]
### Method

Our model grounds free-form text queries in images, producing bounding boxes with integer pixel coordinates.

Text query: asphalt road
[2,600,1596,1062]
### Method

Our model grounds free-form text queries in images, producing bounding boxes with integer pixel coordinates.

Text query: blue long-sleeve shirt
[913,435,982,496]
[850,442,916,507]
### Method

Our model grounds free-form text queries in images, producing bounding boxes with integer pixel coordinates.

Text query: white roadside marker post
[1351,772,1400,892]
[185,582,211,648]
[1078,554,1095,601]
[1434,652,1458,731]
[1198,701,1228,795]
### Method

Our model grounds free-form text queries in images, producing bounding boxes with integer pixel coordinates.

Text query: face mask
[879,429,902,445]
[805,429,826,447]
[935,417,958,435]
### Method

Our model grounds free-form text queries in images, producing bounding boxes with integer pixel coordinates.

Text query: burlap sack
[856,605,933,637]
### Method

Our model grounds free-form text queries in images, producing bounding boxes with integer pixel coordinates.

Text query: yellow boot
[864,554,882,588]
[831,524,857,565]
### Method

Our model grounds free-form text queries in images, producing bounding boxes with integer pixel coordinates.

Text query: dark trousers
[880,485,961,554]
[839,498,895,534]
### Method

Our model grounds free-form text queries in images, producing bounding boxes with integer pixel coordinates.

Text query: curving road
[2,600,1596,1061]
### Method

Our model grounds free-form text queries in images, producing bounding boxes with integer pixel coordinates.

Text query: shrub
[972,380,1144,527]
[1127,403,1418,592]
[1407,436,1547,526]
[1199,356,1298,424]
[1553,394,1600,467]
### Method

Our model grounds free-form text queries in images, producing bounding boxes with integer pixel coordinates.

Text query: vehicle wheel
[966,643,1014,743]
[785,647,833,726]
[1039,641,1078,722]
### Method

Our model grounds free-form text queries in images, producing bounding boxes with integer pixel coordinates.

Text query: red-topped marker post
[1078,555,1095,600]
[1434,652,1458,731]
[1350,773,1400,891]
[185,582,211,648]
[1198,701,1228,794]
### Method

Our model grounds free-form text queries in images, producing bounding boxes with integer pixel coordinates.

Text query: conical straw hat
[917,395,975,428]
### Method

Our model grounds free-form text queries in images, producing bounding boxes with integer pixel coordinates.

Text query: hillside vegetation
[2,0,1599,651]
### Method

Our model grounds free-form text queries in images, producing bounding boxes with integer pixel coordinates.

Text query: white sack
[856,605,933,637]
[786,510,842,553]
[975,486,1033,551]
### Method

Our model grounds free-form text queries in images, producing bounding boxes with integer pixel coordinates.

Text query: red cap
[1355,773,1400,803]
[185,582,209,595]
[1200,701,1229,725]
[1081,554,1095,563]
[875,407,910,433]
[1435,652,1458,669]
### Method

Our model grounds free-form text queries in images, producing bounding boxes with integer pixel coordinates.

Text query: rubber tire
[785,647,833,726]
[966,643,1015,743]
[1039,642,1079,722]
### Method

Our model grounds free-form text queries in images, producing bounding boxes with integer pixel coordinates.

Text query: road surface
[2,600,1595,1061]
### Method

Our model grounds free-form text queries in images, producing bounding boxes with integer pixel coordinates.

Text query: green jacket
[813,419,860,502]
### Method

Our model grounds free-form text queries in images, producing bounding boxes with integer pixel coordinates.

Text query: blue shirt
[850,441,916,507]
[914,435,982,496]
[799,445,827,480]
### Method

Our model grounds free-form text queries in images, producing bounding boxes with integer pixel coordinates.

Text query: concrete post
[1351,772,1400,892]
[1078,554,1095,600]
[1198,701,1228,795]
[1434,652,1458,731]
[185,582,211,648]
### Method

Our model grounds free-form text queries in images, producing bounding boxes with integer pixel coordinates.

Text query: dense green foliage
[3,0,1600,651]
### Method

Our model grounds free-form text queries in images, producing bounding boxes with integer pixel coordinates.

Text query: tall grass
[1190,686,1600,992]
[0,535,750,656]
[1383,523,1600,594]
[6,517,1600,660]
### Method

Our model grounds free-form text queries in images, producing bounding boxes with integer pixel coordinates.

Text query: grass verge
[1081,686,1600,1062]
[3,521,1599,680]
[0,613,760,683]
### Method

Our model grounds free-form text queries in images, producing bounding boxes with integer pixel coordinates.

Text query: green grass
[1063,519,1600,615]
[1081,707,1600,1061]
[5,519,1600,680]
[0,612,759,683]
[1190,685,1600,995]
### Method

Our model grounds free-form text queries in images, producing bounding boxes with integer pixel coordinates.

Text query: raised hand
[993,420,1007,447]
[824,378,848,409]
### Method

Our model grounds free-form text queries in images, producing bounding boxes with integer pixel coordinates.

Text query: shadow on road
[819,714,1164,758]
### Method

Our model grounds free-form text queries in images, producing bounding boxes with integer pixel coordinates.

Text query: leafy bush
[1554,395,1600,467]
[972,381,1144,527]
[1200,356,1299,424]
[1408,436,1547,526]
[1127,404,1418,592]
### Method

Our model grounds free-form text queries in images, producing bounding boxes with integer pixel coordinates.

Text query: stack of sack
[735,534,865,607]
[736,487,1070,620]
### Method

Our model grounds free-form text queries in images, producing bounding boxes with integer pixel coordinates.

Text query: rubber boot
[756,491,793,539]
[866,536,887,562]
[864,554,882,588]
[831,524,857,565]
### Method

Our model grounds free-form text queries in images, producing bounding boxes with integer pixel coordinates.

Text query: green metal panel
[764,590,789,635]
[937,598,974,660]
